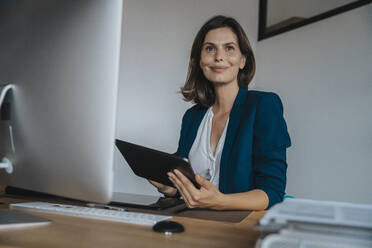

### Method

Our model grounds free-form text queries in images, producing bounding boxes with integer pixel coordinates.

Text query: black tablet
[115,139,200,189]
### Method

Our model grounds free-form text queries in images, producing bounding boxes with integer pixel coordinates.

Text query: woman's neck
[212,82,239,115]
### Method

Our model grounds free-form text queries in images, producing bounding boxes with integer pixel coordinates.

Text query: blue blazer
[175,88,291,208]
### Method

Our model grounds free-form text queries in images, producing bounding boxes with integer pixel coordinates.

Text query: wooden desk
[0,195,265,248]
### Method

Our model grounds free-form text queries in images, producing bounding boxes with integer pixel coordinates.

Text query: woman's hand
[148,179,177,197]
[168,169,225,210]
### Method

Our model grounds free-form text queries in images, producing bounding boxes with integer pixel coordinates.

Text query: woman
[149,15,291,210]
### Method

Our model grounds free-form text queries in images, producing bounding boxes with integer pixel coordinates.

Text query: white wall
[114,0,258,196]
[115,0,372,204]
[255,4,372,204]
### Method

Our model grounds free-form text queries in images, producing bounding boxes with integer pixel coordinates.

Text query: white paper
[260,234,371,248]
[259,198,372,229]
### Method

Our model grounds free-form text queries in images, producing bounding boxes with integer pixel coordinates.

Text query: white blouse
[188,107,229,188]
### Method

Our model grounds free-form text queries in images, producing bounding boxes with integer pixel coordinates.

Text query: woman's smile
[210,66,228,72]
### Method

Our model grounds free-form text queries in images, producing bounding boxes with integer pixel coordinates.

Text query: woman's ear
[240,55,247,69]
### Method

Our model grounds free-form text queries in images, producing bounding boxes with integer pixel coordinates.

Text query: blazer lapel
[184,107,207,158]
[219,88,247,193]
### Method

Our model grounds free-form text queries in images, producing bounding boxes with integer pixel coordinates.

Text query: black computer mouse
[152,220,184,234]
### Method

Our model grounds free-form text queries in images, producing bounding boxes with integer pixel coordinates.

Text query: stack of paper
[256,198,372,248]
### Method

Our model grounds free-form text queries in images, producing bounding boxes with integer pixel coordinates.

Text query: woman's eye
[226,46,235,51]
[205,46,214,52]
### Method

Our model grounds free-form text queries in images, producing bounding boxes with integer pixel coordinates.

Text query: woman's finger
[195,174,213,190]
[168,176,192,207]
[168,172,195,207]
[148,180,164,188]
[148,179,177,196]
[173,169,199,197]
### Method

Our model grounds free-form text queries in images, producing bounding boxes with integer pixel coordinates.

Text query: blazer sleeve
[252,93,291,209]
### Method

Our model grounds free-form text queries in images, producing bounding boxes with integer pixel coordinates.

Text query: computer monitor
[0,0,123,203]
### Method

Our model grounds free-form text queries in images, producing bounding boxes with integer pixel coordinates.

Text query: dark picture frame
[258,0,372,41]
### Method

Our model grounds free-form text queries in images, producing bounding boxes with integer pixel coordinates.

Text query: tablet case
[115,139,200,189]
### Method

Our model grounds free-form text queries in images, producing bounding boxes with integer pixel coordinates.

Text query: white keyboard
[10,202,171,226]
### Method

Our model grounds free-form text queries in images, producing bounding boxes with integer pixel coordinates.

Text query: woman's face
[200,27,246,86]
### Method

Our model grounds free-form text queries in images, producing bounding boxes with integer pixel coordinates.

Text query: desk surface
[0,195,265,248]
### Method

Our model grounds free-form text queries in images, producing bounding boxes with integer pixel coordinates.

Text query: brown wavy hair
[180,15,256,107]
